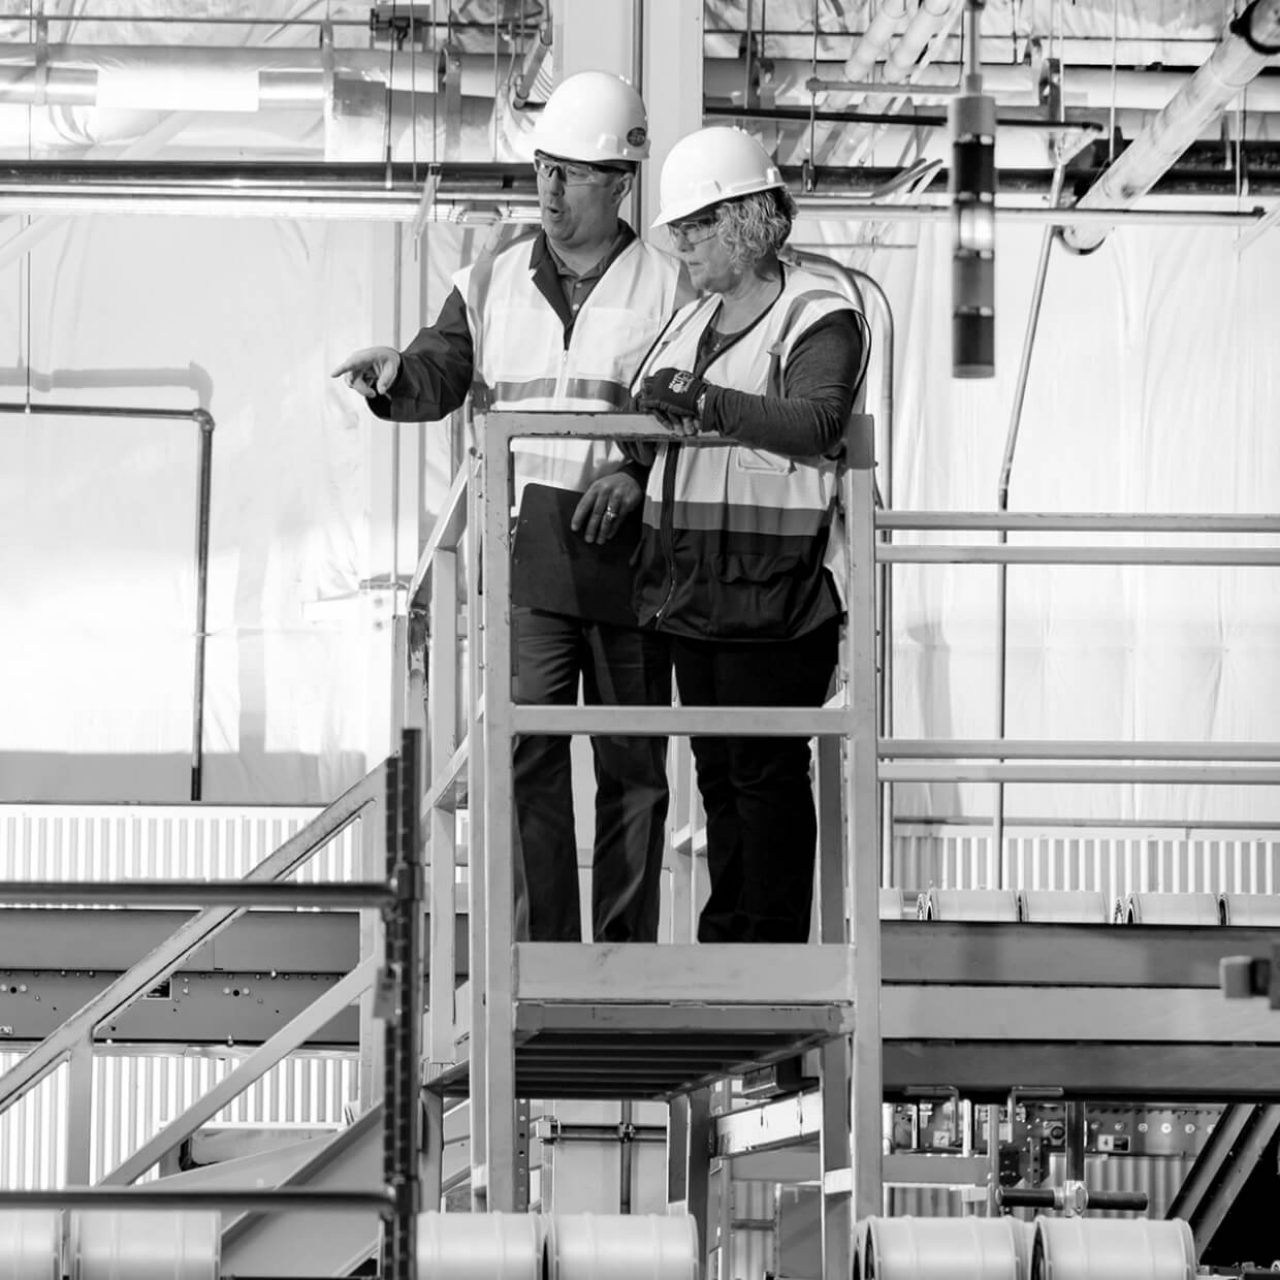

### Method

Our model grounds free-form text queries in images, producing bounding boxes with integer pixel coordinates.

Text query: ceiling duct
[1061,0,1280,253]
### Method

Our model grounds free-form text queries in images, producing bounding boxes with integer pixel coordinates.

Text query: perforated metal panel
[0,1052,357,1187]
[892,821,1280,900]
[0,803,363,886]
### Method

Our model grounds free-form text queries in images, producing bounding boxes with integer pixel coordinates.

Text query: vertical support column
[427,548,460,1075]
[366,222,406,765]
[552,0,637,82]
[846,414,883,1223]
[816,737,854,1279]
[382,731,423,1280]
[359,781,387,1110]
[640,0,704,231]
[65,1038,93,1185]
[465,454,490,1211]
[1065,1100,1087,1182]
[668,1088,712,1272]
[422,1089,445,1214]
[480,415,519,1212]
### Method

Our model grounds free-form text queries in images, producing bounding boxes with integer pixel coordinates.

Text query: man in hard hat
[333,71,688,944]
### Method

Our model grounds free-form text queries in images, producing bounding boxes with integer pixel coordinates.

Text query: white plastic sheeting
[5,208,1278,820]
[861,216,1280,825]
[0,213,470,803]
[0,214,392,802]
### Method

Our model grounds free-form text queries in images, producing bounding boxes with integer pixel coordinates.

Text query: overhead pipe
[510,21,553,110]
[843,0,911,92]
[809,0,909,163]
[1061,0,1280,253]
[717,59,1280,113]
[838,0,967,167]
[0,45,508,109]
[0,164,1274,222]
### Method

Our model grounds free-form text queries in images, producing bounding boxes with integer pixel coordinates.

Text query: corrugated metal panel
[0,803,364,885]
[892,822,1280,899]
[0,1051,357,1187]
[0,1062,67,1189]
[728,1179,775,1280]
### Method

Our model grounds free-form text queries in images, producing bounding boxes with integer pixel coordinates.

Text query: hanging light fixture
[950,0,995,378]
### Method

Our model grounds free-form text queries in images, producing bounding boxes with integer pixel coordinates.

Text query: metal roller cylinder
[855,1216,1027,1279]
[417,1212,544,1280]
[919,889,1019,922]
[0,1211,60,1280]
[547,1212,698,1280]
[1009,1218,1035,1279]
[1017,890,1111,924]
[71,1211,219,1280]
[1119,892,1219,925]
[1219,892,1280,926]
[1031,1216,1195,1280]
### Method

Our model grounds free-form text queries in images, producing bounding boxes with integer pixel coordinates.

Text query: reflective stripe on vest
[455,236,684,498]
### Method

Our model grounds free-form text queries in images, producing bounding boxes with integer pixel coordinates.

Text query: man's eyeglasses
[533,154,619,186]
[667,215,720,249]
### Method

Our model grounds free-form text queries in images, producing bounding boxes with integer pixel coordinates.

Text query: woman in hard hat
[634,126,870,944]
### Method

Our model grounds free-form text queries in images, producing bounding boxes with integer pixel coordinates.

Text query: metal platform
[429,943,857,1101]
[882,922,1280,1100]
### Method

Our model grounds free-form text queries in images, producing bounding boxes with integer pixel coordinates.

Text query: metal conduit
[0,160,1275,220]
[0,399,213,800]
[847,268,897,877]
[0,45,515,107]
[991,164,1067,885]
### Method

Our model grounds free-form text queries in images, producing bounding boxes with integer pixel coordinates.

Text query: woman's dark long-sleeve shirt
[698,309,869,458]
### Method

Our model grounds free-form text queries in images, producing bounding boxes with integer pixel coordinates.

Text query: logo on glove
[668,371,696,394]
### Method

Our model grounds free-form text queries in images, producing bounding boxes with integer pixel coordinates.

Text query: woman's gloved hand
[638,367,705,417]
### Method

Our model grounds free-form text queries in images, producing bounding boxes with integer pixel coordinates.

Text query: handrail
[102,957,378,1185]
[468,408,882,1223]
[0,761,382,1114]
[0,735,423,1280]
[873,509,1280,830]
[408,459,470,608]
[880,511,1280,532]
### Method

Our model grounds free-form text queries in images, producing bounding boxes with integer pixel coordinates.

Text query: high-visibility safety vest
[454,233,685,504]
[631,266,860,640]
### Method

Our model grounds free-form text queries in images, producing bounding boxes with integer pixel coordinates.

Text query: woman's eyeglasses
[533,154,619,186]
[667,216,719,249]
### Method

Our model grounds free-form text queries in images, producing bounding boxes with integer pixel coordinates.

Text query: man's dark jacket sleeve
[368,287,475,423]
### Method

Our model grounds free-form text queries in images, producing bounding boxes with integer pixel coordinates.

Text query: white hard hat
[652,126,786,227]
[532,70,650,164]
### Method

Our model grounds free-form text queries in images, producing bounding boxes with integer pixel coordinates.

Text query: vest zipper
[652,443,680,624]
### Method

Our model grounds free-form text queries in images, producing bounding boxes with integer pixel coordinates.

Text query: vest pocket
[708,551,805,636]
[733,447,793,475]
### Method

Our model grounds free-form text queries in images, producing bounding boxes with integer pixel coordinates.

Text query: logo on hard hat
[627,126,648,148]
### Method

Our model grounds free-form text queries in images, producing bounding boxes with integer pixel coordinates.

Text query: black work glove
[638,367,705,417]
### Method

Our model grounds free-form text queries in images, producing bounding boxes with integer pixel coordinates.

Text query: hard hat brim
[651,176,785,228]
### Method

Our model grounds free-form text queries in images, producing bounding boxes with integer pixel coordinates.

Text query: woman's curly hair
[714,187,798,268]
